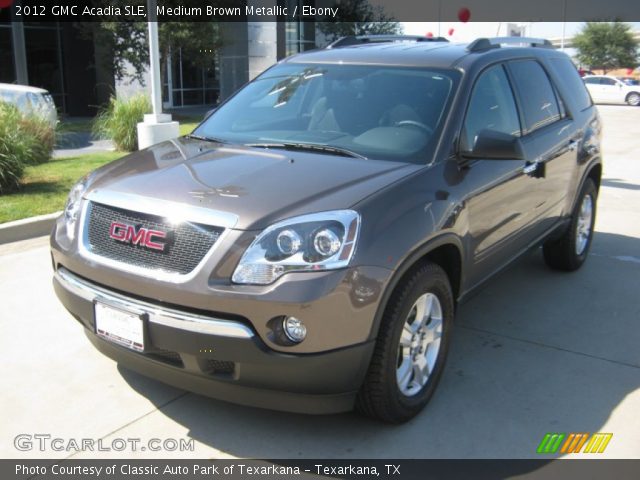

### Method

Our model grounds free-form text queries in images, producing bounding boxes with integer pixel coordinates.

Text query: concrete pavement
[54,131,115,158]
[1,105,639,460]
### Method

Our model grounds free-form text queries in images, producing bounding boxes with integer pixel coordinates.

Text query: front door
[458,63,542,287]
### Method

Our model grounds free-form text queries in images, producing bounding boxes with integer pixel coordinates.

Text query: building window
[23,23,65,111]
[164,48,219,108]
[281,0,316,57]
[0,23,15,84]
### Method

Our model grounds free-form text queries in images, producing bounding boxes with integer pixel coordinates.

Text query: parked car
[583,75,640,106]
[51,35,602,423]
[618,77,640,87]
[0,83,58,127]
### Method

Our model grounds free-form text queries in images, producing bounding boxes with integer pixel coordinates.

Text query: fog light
[283,316,307,343]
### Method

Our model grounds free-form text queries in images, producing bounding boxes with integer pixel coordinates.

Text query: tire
[626,92,640,106]
[543,178,597,271]
[356,262,454,423]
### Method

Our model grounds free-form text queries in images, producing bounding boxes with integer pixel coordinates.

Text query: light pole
[137,0,179,150]
[147,15,163,119]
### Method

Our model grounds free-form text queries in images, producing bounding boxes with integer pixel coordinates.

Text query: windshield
[194,63,459,164]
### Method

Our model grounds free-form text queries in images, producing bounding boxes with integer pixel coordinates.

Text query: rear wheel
[626,92,640,106]
[543,178,597,271]
[356,262,454,423]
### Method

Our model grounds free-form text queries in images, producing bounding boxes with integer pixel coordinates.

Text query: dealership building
[0,1,319,116]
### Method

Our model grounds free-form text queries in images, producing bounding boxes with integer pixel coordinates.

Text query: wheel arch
[368,234,464,342]
[586,162,602,192]
[570,159,602,212]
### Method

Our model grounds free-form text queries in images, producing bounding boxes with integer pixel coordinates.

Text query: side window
[583,77,600,85]
[600,77,617,86]
[462,64,521,151]
[28,93,41,111]
[508,60,561,134]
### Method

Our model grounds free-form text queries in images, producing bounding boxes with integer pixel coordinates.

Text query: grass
[179,121,200,136]
[1,113,203,223]
[0,152,125,223]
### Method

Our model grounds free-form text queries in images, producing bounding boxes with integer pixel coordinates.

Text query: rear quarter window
[549,58,593,111]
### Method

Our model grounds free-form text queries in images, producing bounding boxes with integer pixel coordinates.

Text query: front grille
[86,202,224,275]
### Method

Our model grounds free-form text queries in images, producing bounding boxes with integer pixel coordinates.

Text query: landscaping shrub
[0,102,56,194]
[18,113,57,165]
[0,134,25,194]
[93,94,151,152]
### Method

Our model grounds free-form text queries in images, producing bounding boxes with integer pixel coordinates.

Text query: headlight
[232,210,360,285]
[63,175,90,240]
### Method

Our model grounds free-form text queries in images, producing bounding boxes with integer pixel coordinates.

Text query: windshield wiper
[246,142,368,160]
[187,134,226,144]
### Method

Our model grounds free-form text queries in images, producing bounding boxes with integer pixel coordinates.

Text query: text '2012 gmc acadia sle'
[51,36,602,423]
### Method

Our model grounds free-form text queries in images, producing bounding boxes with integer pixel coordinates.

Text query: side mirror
[461,129,524,160]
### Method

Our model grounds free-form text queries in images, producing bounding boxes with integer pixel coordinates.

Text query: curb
[0,211,61,245]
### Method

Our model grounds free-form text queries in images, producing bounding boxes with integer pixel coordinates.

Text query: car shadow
[117,230,639,468]
[601,178,640,191]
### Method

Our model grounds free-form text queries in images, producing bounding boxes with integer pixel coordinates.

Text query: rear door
[506,59,579,231]
[598,77,623,103]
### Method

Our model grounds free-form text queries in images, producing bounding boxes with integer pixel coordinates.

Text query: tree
[317,0,402,42]
[573,21,638,73]
[86,22,222,85]
[81,0,223,85]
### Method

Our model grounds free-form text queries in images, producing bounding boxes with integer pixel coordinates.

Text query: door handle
[523,162,538,175]
[523,160,545,178]
[568,140,579,152]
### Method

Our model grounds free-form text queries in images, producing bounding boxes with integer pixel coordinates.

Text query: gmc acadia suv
[51,36,602,423]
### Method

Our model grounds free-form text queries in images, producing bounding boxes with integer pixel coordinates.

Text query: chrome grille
[86,202,224,275]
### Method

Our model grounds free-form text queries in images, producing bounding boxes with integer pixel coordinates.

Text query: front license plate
[95,302,144,352]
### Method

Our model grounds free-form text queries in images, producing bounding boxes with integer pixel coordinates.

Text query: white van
[0,83,58,127]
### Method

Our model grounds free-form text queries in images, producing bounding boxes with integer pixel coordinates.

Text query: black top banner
[1,0,639,23]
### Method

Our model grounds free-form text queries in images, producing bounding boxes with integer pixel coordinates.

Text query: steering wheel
[395,120,433,135]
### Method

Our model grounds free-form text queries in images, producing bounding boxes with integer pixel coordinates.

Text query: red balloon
[448,28,455,36]
[458,7,471,23]
[627,68,634,75]
[426,32,434,38]
[0,0,14,8]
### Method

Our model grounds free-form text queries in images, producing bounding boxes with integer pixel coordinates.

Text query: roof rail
[327,35,449,49]
[467,36,553,52]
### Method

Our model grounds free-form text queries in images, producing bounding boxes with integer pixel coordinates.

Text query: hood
[87,137,422,230]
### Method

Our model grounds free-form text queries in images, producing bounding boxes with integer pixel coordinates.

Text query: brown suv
[51,36,602,422]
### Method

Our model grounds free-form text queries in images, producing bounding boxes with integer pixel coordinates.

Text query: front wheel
[543,178,597,271]
[356,262,454,423]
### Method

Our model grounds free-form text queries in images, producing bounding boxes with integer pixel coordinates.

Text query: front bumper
[53,268,376,414]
